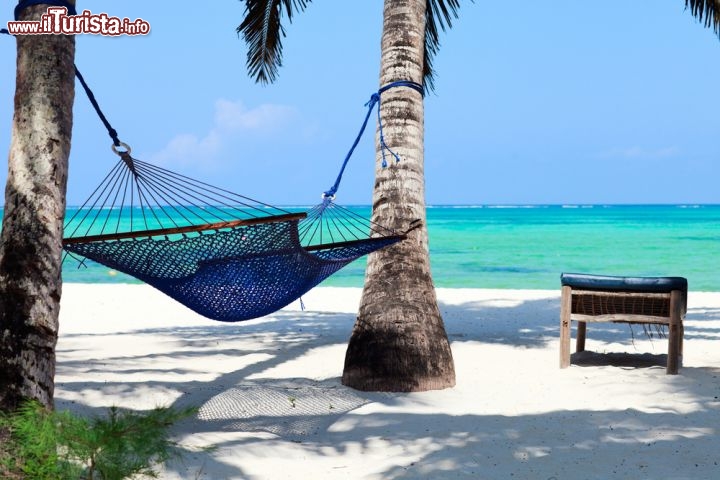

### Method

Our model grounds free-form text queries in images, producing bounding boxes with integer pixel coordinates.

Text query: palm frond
[685,0,720,35]
[424,0,463,92]
[237,0,311,84]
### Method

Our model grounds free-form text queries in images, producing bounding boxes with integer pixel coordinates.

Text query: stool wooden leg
[560,286,572,368]
[576,321,586,352]
[679,320,684,363]
[667,289,683,374]
[679,293,685,364]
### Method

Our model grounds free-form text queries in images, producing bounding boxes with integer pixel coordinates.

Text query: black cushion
[560,273,687,293]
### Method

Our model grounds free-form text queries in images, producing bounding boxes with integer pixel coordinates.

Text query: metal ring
[111,141,131,156]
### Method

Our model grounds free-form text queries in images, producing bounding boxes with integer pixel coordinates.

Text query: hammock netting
[63,153,405,322]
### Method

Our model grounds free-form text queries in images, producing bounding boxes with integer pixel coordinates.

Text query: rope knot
[324,81,423,195]
[365,92,380,109]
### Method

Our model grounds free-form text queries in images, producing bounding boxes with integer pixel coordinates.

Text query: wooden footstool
[559,273,688,374]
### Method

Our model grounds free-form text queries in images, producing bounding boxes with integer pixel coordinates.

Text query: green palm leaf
[425,0,462,92]
[237,0,311,84]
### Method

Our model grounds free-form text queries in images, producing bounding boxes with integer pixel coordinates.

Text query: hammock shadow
[55,309,358,413]
[191,376,391,440]
[159,382,720,479]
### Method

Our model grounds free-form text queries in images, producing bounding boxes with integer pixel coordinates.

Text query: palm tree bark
[0,2,75,411]
[342,0,455,392]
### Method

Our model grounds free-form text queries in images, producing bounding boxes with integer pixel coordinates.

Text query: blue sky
[1,0,719,206]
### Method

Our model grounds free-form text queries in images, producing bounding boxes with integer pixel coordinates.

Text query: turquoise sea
[56,204,720,292]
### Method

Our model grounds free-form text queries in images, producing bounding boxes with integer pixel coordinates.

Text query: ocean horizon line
[44,202,720,210]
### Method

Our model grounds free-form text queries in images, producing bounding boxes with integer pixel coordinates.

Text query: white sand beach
[56,284,720,479]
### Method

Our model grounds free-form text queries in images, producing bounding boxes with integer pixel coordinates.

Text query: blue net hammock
[62,67,420,322]
[62,156,404,321]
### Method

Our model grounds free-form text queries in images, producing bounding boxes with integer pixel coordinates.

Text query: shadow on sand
[54,292,720,479]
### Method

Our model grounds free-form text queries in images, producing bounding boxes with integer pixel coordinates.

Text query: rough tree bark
[0,1,75,411]
[342,0,456,392]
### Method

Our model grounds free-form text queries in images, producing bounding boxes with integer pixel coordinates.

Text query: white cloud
[214,99,297,132]
[146,99,299,169]
[147,131,222,167]
[596,146,680,160]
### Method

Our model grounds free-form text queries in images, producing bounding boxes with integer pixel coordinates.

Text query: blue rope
[323,80,424,199]
[73,67,122,147]
[14,0,77,20]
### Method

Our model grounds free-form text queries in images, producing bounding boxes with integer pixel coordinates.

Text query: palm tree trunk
[0,2,75,411]
[342,0,455,392]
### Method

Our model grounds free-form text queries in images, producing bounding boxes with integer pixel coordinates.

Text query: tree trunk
[342,0,455,392]
[0,2,75,411]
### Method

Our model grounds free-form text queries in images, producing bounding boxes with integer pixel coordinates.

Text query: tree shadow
[56,309,359,478]
[439,292,560,348]
[439,291,720,352]
[56,310,353,408]
[163,381,720,479]
[571,350,668,369]
[54,290,720,479]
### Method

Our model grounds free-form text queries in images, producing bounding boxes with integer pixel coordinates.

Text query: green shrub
[0,401,197,480]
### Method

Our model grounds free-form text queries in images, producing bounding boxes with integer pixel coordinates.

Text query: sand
[56,284,720,479]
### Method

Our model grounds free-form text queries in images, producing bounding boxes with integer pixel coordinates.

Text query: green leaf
[425,0,463,92]
[237,0,313,84]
